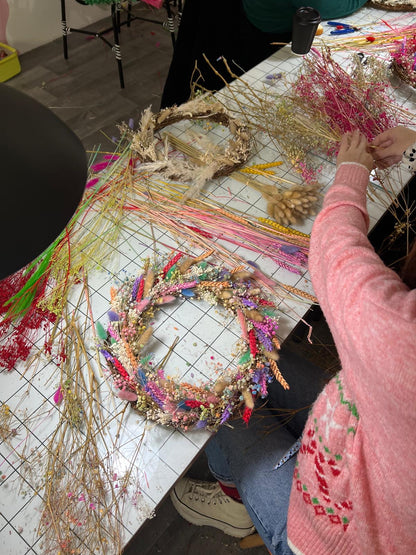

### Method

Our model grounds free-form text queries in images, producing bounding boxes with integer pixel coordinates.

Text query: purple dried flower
[281,245,300,255]
[220,405,232,424]
[108,310,120,322]
[131,276,143,301]
[241,298,257,308]
[255,329,273,352]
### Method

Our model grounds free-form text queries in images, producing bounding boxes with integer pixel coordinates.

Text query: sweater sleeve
[402,140,416,173]
[309,163,416,425]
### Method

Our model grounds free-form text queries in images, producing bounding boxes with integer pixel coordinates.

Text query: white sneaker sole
[170,488,256,539]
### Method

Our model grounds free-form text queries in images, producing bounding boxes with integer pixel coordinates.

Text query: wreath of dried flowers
[97,252,288,431]
[122,98,252,201]
[367,0,416,11]
[391,35,416,88]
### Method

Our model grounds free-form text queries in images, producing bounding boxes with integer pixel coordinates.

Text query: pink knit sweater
[287,163,416,554]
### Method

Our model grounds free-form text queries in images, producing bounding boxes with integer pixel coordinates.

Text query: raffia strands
[0,142,134,370]
[269,359,290,390]
[125,185,309,275]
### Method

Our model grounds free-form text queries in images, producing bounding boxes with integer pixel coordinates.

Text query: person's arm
[372,126,416,169]
[309,132,416,422]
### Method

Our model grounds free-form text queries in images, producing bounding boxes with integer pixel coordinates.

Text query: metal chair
[60,0,182,88]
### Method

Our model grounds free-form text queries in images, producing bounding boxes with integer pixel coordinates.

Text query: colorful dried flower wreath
[96,252,288,431]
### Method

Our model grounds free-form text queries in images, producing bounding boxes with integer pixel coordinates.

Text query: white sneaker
[170,477,255,538]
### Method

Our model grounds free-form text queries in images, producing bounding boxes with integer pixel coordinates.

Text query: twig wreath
[122,98,252,201]
[97,252,288,431]
[367,0,416,11]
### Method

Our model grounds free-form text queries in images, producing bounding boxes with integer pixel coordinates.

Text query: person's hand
[371,126,416,169]
[336,130,373,172]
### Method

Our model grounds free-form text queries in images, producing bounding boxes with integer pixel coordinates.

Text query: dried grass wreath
[96,252,289,431]
[367,0,416,11]
[391,35,416,88]
[122,98,252,201]
[392,59,416,88]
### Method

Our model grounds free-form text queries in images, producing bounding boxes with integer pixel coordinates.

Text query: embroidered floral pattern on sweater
[335,374,359,426]
[295,375,359,532]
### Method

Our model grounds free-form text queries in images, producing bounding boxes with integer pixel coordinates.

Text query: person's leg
[171,408,296,547]
[172,350,328,552]
[160,0,241,108]
[204,350,328,553]
[160,0,292,108]
[205,409,296,554]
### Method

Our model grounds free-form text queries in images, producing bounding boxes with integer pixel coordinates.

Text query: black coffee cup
[291,7,321,56]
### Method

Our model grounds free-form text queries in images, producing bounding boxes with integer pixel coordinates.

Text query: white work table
[1,5,415,554]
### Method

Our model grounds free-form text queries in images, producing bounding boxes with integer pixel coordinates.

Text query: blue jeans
[205,347,328,555]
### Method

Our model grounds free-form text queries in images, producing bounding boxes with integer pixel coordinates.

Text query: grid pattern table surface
[1,6,416,554]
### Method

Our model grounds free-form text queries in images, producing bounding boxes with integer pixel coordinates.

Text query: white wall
[1,0,108,53]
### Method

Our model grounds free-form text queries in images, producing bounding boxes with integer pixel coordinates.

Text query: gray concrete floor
[123,451,270,555]
[6,8,340,553]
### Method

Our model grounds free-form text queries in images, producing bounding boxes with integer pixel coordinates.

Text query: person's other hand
[336,130,373,172]
[371,126,416,168]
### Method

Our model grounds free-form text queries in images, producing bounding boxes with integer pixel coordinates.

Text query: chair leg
[164,1,176,48]
[176,0,182,27]
[111,3,125,88]
[127,0,132,27]
[60,0,69,59]
[116,1,121,33]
